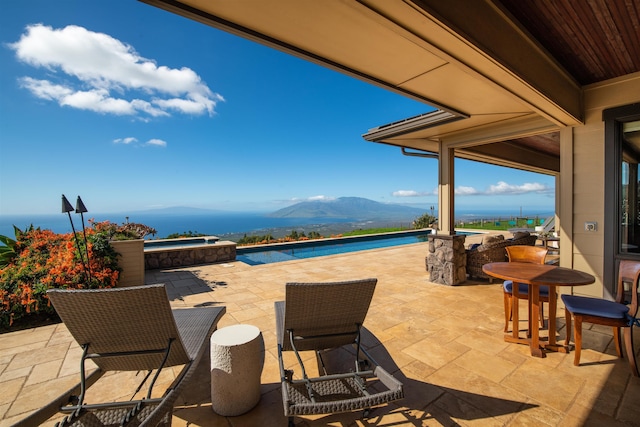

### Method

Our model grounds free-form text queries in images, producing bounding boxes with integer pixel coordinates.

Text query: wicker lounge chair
[466,232,538,282]
[275,279,403,426]
[29,284,225,427]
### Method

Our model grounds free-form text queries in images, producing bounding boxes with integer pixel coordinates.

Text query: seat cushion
[503,280,550,297]
[512,231,531,240]
[561,294,629,319]
[478,235,505,251]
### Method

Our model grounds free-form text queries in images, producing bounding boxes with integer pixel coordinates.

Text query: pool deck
[1,235,639,426]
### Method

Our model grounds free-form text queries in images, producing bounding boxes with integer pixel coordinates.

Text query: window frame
[603,103,640,297]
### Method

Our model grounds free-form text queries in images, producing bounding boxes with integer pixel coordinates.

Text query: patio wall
[569,71,640,298]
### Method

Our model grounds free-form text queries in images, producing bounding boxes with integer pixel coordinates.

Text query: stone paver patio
[1,240,639,426]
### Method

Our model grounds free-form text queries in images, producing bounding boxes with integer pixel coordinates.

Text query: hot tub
[144,236,235,269]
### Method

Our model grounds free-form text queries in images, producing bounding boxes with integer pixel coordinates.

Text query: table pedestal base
[504,334,546,357]
[503,334,570,357]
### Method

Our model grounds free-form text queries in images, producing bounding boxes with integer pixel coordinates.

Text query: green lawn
[456,217,544,231]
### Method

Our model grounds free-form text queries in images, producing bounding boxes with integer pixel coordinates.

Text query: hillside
[268,197,426,220]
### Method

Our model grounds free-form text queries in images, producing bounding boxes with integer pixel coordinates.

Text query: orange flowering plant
[0,223,121,329]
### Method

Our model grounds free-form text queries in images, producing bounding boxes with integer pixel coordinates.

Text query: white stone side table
[210,324,264,416]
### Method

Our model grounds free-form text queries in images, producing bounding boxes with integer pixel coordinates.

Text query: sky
[0,0,556,217]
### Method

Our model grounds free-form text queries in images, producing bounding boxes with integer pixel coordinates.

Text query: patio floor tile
[1,241,639,426]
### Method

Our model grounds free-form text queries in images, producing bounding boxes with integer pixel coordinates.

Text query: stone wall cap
[428,234,466,241]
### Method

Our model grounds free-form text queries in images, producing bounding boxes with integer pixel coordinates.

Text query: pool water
[236,231,475,265]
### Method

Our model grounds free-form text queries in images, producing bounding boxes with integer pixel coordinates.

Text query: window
[604,103,640,295]
[620,120,640,253]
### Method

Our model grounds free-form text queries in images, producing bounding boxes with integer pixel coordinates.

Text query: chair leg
[613,326,623,357]
[573,315,583,366]
[564,308,572,347]
[527,294,532,337]
[539,302,545,329]
[512,293,520,337]
[623,326,639,377]
[503,292,511,332]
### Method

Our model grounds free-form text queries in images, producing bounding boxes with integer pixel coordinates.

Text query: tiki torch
[61,194,89,282]
[75,196,92,283]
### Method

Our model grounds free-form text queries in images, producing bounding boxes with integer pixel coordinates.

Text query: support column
[559,126,572,269]
[426,234,467,285]
[438,145,455,235]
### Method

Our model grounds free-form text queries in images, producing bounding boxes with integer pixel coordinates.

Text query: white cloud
[455,186,479,195]
[113,137,137,144]
[307,195,335,201]
[486,181,551,195]
[153,97,219,115]
[9,24,223,118]
[145,139,167,147]
[392,189,437,197]
[288,195,336,203]
[17,77,72,100]
[113,136,166,147]
[393,190,419,197]
[393,181,552,198]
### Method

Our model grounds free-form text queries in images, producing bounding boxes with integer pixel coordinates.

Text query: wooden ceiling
[487,0,640,170]
[497,0,640,85]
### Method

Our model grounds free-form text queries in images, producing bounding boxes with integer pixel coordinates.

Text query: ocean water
[0,212,378,240]
[0,209,553,240]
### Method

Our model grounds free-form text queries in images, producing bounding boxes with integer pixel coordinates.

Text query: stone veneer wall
[426,234,467,285]
[145,241,236,270]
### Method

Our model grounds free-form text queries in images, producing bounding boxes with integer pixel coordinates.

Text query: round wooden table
[483,262,595,357]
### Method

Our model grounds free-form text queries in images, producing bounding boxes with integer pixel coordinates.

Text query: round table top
[212,324,261,346]
[482,262,595,286]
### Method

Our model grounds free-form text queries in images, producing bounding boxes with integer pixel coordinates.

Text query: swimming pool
[236,231,475,265]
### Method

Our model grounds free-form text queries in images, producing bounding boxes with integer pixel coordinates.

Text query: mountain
[268,197,427,220]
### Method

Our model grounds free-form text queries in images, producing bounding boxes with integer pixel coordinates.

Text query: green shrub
[165,231,205,239]
[413,212,437,229]
[92,220,157,240]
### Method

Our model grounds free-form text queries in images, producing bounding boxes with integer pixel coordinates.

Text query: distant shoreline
[217,219,414,241]
[0,210,554,241]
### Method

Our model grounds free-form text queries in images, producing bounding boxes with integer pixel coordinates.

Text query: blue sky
[0,0,555,217]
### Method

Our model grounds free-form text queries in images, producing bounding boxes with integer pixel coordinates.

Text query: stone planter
[110,239,145,287]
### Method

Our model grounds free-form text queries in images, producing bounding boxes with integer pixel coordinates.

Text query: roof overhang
[141,1,582,120]
[141,0,579,174]
[362,109,468,142]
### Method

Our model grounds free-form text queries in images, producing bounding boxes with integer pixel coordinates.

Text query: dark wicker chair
[466,233,538,282]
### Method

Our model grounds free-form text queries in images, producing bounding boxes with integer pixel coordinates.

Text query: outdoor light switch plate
[585,221,597,232]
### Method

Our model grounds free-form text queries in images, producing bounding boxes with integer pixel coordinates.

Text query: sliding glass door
[604,103,640,295]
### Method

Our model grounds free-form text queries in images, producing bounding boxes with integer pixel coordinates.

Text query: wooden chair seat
[503,246,549,332]
[563,259,640,377]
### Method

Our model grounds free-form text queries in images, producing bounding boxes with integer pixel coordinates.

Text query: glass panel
[620,120,640,253]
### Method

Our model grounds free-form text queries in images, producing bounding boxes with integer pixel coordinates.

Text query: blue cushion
[561,294,629,319]
[503,280,550,297]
